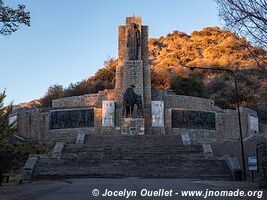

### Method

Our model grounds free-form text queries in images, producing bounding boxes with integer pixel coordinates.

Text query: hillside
[149,27,266,88]
[22,27,267,122]
[148,27,267,122]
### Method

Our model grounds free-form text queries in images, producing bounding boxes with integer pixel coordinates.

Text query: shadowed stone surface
[75,132,85,145]
[181,133,192,145]
[52,142,64,159]
[202,144,214,159]
[32,135,232,180]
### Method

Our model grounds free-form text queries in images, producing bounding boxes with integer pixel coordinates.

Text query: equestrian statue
[123,84,143,117]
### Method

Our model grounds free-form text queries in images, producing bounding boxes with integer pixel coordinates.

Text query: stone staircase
[32,135,233,180]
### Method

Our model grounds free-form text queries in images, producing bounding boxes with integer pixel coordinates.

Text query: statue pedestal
[121,118,145,135]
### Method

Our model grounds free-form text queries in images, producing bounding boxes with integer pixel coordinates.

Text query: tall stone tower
[115,16,151,134]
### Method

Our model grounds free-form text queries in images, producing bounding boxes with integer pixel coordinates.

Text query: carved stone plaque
[249,115,259,132]
[50,109,94,129]
[152,101,164,127]
[172,109,215,130]
[76,132,85,145]
[102,101,115,126]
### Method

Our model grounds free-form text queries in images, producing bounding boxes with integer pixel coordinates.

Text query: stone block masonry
[257,140,267,188]
[22,154,39,183]
[122,61,144,103]
[14,88,258,143]
[115,16,152,135]
[32,135,233,180]
[121,118,145,135]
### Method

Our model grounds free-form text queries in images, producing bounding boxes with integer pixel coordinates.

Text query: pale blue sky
[0,0,220,105]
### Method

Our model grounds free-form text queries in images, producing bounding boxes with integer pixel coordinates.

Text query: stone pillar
[122,61,144,102]
[115,16,151,135]
[118,26,126,66]
[257,140,267,188]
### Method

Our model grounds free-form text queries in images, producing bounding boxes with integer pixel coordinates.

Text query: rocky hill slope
[20,27,267,122]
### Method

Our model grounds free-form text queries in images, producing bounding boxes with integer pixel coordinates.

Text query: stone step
[33,158,232,180]
[61,155,205,162]
[32,135,232,181]
[61,144,205,161]
[63,145,203,152]
[83,135,184,145]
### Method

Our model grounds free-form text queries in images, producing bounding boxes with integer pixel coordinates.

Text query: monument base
[121,118,145,135]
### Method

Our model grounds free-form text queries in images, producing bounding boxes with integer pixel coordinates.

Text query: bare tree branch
[216,0,267,49]
[0,1,30,35]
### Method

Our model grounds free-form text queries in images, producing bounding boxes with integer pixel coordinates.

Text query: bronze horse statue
[123,85,143,117]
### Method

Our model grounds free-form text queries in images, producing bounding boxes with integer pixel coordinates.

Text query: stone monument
[12,16,259,144]
[115,16,151,135]
[12,16,263,181]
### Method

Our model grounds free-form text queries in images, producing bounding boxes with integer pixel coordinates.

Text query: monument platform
[121,118,145,135]
[31,135,232,180]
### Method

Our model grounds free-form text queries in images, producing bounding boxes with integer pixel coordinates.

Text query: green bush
[171,75,207,98]
[0,143,54,173]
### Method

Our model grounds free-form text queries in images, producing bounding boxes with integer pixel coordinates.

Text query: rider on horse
[123,84,143,117]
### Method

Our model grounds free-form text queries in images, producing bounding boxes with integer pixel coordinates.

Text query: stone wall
[151,90,258,143]
[52,89,115,108]
[15,107,49,141]
[211,134,267,177]
[152,90,214,110]
[13,88,258,143]
[15,89,119,141]
[47,107,100,142]
[152,90,215,139]
[14,88,258,143]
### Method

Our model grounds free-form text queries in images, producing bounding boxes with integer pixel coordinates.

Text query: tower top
[126,16,142,26]
[118,16,148,65]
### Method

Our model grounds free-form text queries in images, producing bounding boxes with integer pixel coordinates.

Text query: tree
[216,0,267,49]
[171,75,207,97]
[39,58,117,107]
[0,0,30,35]
[0,91,17,149]
[207,76,236,108]
[0,91,17,185]
[40,84,65,107]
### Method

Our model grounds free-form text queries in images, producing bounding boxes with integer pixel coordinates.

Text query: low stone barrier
[22,154,39,183]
